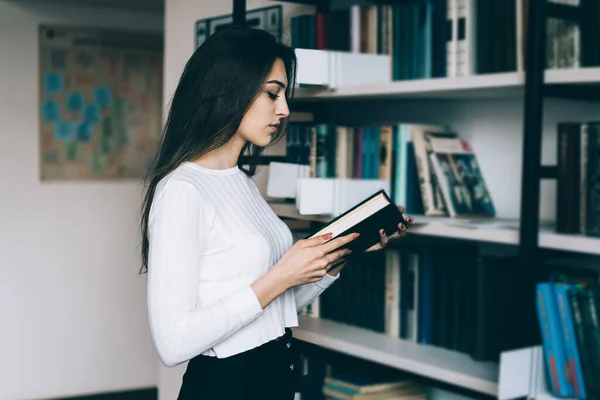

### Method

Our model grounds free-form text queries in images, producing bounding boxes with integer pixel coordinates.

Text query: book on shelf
[288,0,599,82]
[305,189,408,254]
[285,118,495,220]
[324,374,422,395]
[535,275,600,399]
[408,125,456,216]
[322,375,427,400]
[427,136,496,218]
[314,243,532,363]
[556,121,600,237]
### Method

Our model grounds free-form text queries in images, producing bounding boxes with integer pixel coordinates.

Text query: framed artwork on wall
[195,5,282,49]
[38,24,163,180]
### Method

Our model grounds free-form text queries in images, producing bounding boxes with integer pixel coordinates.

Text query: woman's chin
[244,132,274,148]
[256,135,273,148]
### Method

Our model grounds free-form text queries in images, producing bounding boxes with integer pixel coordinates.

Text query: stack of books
[322,373,427,400]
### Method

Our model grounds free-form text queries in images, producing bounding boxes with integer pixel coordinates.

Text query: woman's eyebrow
[266,80,286,89]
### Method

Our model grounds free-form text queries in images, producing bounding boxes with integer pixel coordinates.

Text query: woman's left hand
[365,205,413,252]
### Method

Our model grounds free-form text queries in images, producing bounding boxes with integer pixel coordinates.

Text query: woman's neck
[192,136,245,170]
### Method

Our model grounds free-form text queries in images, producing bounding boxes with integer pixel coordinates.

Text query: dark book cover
[556,122,583,234]
[305,190,408,254]
[431,0,447,78]
[580,286,600,398]
[417,250,433,345]
[586,123,600,237]
[568,286,597,398]
[328,8,350,52]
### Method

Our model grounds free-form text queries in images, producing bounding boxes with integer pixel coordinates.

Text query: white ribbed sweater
[146,161,338,366]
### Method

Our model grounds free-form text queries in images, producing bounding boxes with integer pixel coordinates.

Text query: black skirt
[177,328,301,400]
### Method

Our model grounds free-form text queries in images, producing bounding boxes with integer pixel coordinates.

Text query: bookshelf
[231,0,600,398]
[292,68,600,101]
[294,316,499,397]
[272,202,600,256]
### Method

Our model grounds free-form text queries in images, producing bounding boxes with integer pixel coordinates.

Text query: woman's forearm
[250,269,290,309]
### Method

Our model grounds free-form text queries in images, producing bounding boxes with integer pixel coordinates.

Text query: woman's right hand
[273,232,359,289]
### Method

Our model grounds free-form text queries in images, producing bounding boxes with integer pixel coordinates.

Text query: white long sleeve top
[146,161,338,366]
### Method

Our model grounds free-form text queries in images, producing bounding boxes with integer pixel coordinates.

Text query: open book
[306,189,408,253]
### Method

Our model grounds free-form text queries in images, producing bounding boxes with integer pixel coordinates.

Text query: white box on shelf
[498,345,572,400]
[330,51,391,87]
[266,162,310,199]
[296,178,337,215]
[294,49,391,89]
[296,178,391,217]
[498,346,539,400]
[294,49,332,87]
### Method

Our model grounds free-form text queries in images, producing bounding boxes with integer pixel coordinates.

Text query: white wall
[0,2,162,399]
[160,1,312,399]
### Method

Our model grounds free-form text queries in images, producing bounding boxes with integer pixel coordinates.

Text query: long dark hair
[139,25,297,273]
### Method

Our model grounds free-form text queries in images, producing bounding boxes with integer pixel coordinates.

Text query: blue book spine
[315,124,328,178]
[362,127,371,179]
[536,283,573,397]
[371,126,380,179]
[397,125,408,206]
[554,284,586,399]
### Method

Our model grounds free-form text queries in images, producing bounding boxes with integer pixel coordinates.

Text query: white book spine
[446,0,457,77]
[580,124,588,233]
[384,250,401,337]
[455,0,467,77]
[351,5,361,53]
[408,253,419,342]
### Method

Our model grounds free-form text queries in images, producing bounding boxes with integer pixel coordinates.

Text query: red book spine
[315,12,328,49]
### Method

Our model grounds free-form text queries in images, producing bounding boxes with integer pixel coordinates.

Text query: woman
[140,26,412,399]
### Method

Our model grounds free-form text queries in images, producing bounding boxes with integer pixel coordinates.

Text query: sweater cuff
[224,286,264,327]
[316,270,340,289]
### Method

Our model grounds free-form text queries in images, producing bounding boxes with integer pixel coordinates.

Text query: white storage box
[294,49,391,89]
[294,49,332,87]
[296,178,391,217]
[330,51,391,87]
[266,162,310,199]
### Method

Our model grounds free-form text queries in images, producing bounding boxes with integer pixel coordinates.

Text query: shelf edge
[293,322,499,396]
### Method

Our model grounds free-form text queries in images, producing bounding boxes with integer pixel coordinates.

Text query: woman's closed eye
[267,91,280,100]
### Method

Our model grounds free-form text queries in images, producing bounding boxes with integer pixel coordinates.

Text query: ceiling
[6,0,164,14]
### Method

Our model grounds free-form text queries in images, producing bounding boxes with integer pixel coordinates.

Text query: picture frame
[195,5,282,49]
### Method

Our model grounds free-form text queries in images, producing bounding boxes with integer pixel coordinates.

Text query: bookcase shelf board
[269,202,330,223]
[419,221,600,257]
[269,203,600,256]
[293,316,499,396]
[410,217,520,245]
[271,0,396,11]
[294,72,524,101]
[538,231,600,256]
[545,66,600,86]
[291,68,600,101]
[270,0,324,7]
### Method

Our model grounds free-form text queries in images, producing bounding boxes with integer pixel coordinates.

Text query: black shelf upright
[518,0,548,348]
[519,0,598,346]
[232,0,247,24]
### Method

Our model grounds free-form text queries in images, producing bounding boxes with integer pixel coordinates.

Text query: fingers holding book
[273,232,360,287]
[365,209,414,252]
